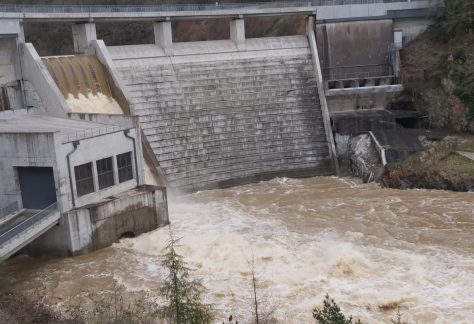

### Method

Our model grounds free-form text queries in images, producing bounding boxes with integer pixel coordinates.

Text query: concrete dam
[0,1,440,258]
[109,37,333,191]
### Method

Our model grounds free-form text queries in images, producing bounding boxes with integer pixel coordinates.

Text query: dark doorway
[17,167,57,210]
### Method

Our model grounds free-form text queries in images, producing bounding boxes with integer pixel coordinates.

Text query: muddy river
[2,177,474,323]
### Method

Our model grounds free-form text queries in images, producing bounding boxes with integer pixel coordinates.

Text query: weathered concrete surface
[110,36,333,191]
[326,91,399,112]
[0,132,56,209]
[72,23,97,54]
[21,43,70,117]
[331,109,422,134]
[393,17,436,43]
[0,114,142,213]
[316,20,393,71]
[307,16,339,174]
[67,186,167,255]
[1,209,61,259]
[25,186,168,256]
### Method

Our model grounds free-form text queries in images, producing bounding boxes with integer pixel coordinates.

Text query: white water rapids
[3,177,474,323]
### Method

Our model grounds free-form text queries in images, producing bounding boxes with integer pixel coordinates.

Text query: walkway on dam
[0,0,441,21]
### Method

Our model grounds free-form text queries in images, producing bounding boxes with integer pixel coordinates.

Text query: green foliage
[65,284,160,324]
[160,229,213,324]
[313,294,362,324]
[447,49,474,116]
[429,0,474,42]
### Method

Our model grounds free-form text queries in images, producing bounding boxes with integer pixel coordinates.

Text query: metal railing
[61,120,136,143]
[0,0,432,13]
[0,202,58,249]
[0,201,19,222]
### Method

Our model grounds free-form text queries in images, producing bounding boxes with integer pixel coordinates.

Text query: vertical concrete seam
[307,16,340,175]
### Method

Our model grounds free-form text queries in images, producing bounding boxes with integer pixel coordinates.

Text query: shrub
[313,294,362,324]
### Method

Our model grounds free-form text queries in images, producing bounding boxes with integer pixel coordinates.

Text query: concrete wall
[327,92,399,113]
[0,38,18,86]
[109,36,333,191]
[316,20,393,70]
[393,17,435,45]
[0,19,25,111]
[0,132,58,208]
[26,185,168,256]
[56,128,143,211]
[20,43,70,117]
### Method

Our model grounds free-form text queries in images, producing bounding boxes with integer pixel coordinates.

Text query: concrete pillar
[306,15,316,36]
[154,21,173,56]
[0,19,24,40]
[72,23,97,54]
[230,18,245,51]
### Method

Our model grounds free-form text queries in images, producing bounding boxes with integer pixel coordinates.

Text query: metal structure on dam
[0,0,441,258]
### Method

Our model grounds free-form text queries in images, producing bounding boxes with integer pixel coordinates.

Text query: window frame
[116,151,134,184]
[96,156,115,190]
[74,162,95,197]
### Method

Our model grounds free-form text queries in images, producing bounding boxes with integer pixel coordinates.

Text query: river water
[2,177,474,323]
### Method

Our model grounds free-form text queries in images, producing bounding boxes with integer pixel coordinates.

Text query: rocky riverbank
[381,136,474,192]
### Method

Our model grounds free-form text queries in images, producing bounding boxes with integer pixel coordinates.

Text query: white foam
[112,179,474,323]
[66,92,123,115]
[6,177,474,323]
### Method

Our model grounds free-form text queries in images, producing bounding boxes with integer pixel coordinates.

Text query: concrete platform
[331,109,423,135]
[457,151,474,161]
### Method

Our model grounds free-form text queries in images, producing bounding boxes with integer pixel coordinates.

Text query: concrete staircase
[0,203,60,259]
[114,48,332,191]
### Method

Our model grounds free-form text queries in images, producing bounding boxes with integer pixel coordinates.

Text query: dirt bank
[382,136,474,191]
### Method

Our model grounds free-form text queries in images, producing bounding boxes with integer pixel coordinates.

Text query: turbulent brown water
[2,177,474,323]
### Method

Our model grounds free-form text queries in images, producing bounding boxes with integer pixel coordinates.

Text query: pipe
[124,129,140,185]
[66,140,80,208]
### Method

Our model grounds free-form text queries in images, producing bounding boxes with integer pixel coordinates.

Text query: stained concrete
[110,36,333,191]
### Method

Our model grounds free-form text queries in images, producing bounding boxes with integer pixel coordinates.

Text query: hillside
[394,0,474,133]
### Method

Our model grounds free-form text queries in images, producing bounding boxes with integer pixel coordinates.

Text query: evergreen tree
[313,294,362,324]
[160,229,213,324]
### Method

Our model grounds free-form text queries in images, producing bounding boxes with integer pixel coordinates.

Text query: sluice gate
[42,54,125,115]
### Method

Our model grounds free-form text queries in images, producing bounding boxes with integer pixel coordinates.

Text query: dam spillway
[42,55,123,114]
[109,36,332,191]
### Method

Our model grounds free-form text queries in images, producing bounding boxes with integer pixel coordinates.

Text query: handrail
[61,121,135,143]
[0,202,58,248]
[0,0,432,13]
[0,201,19,221]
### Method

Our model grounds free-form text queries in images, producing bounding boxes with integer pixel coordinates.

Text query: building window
[74,162,94,197]
[117,152,134,183]
[96,157,115,190]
